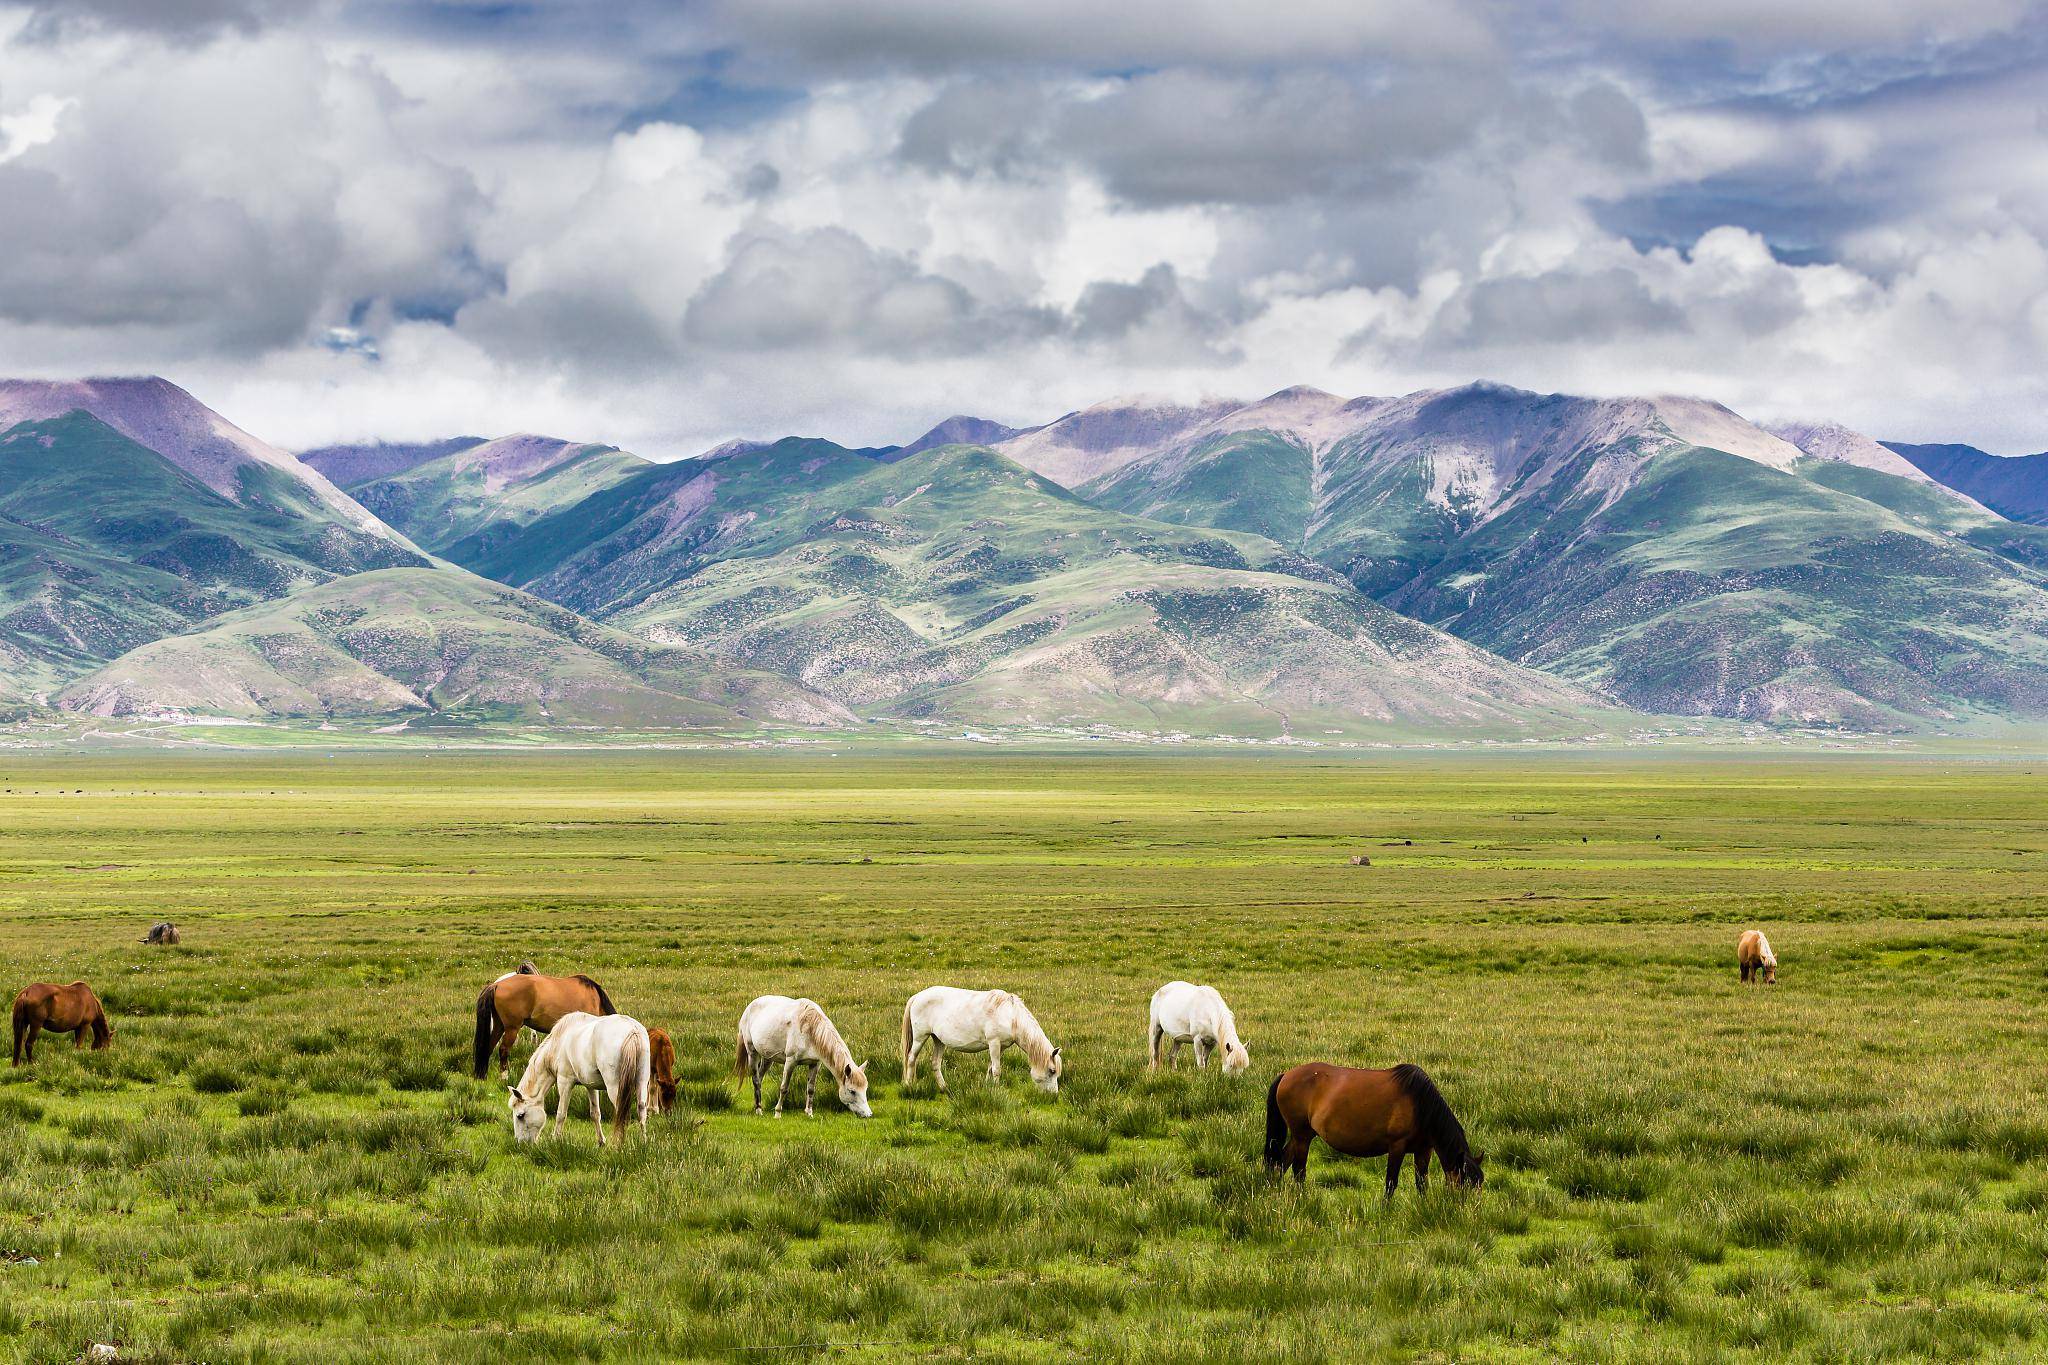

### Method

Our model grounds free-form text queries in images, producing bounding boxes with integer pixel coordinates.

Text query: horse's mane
[795,1000,853,1071]
[1391,1064,1470,1163]
[575,975,616,1015]
[1002,994,1055,1071]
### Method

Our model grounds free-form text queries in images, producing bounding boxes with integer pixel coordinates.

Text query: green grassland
[1,752,2045,1362]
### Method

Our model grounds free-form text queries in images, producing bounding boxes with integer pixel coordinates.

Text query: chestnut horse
[473,965,615,1080]
[647,1027,678,1114]
[12,981,112,1065]
[1264,1062,1484,1198]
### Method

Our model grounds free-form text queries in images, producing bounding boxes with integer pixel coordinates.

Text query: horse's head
[507,1085,547,1142]
[1449,1149,1486,1189]
[1032,1046,1063,1094]
[837,1059,872,1118]
[1221,1040,1250,1076]
[1762,962,1778,985]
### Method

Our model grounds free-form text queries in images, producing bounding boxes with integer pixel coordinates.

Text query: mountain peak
[0,374,407,543]
[453,433,632,491]
[895,414,1028,460]
[1768,420,1960,490]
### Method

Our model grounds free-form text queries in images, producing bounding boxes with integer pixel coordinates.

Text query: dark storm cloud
[682,228,1058,357]
[707,0,1501,72]
[1426,268,1685,348]
[14,0,320,42]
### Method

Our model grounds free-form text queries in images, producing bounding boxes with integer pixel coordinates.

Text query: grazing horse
[1264,1062,1484,1198]
[646,1027,678,1115]
[506,1011,651,1146]
[902,986,1062,1094]
[12,982,112,1065]
[473,966,615,1080]
[1149,981,1249,1075]
[1739,930,1778,984]
[736,996,871,1118]
[140,922,180,946]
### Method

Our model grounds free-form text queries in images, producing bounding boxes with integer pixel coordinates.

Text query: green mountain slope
[1064,385,2048,727]
[455,440,1613,737]
[342,434,649,557]
[0,412,426,698]
[56,568,852,728]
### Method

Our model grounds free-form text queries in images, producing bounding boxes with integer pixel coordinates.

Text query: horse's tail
[10,997,30,1066]
[472,984,502,1079]
[1263,1072,1289,1169]
[734,1029,751,1080]
[900,999,915,1083]
[578,975,616,1016]
[620,1026,649,1128]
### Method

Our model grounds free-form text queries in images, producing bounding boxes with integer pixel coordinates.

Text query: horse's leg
[1287,1136,1310,1184]
[804,1061,817,1118]
[775,1055,797,1116]
[750,1058,767,1115]
[552,1080,574,1138]
[1384,1151,1405,1201]
[987,1039,1003,1084]
[498,1014,517,1082]
[73,1024,88,1049]
[1193,1036,1209,1070]
[23,1022,40,1063]
[1167,1038,1182,1070]
[929,1041,948,1093]
[1413,1146,1431,1195]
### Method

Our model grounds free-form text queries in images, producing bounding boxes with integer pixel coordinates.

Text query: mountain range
[4,374,2045,738]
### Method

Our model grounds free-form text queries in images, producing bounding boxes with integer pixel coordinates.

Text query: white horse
[736,995,871,1118]
[1148,981,1249,1075]
[506,1010,650,1146]
[901,986,1062,1094]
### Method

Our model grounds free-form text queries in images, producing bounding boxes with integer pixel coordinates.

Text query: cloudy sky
[1,0,2045,458]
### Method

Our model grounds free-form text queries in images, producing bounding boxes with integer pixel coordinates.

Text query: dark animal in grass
[12,981,112,1065]
[647,1027,678,1114]
[1264,1062,1483,1198]
[1348,854,1371,866]
[140,922,180,946]
[472,967,615,1080]
[1738,929,1778,984]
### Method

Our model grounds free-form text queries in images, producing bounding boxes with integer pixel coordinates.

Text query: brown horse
[12,981,113,1065]
[1264,1062,1484,1197]
[473,967,615,1080]
[1738,929,1778,984]
[647,1027,678,1114]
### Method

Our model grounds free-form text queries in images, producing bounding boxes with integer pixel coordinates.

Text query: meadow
[0,749,2044,1362]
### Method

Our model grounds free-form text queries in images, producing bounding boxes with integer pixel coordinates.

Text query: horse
[647,1027,678,1114]
[735,996,871,1118]
[1264,1062,1484,1198]
[140,922,180,946]
[506,1010,651,1146]
[12,982,112,1065]
[901,986,1062,1094]
[1738,930,1778,984]
[473,966,615,1080]
[1148,981,1249,1075]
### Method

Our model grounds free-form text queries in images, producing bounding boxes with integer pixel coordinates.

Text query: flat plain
[0,749,2044,1361]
